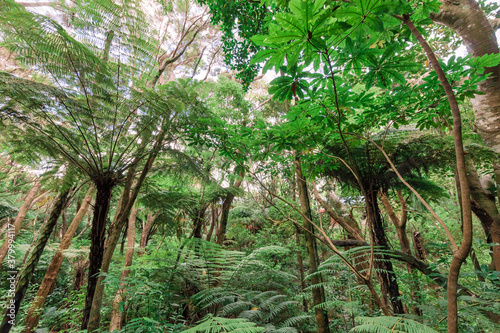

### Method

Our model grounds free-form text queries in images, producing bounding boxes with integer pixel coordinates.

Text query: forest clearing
[0,0,500,332]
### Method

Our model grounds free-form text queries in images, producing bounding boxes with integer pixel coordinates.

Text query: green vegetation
[0,0,499,332]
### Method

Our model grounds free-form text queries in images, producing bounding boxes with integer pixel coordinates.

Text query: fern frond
[351,316,437,333]
[182,314,264,333]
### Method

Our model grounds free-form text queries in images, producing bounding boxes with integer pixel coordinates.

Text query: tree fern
[182,314,264,333]
[351,316,438,333]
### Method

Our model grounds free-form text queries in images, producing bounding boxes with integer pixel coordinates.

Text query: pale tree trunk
[432,0,500,152]
[138,210,157,256]
[0,179,42,267]
[432,0,500,271]
[465,159,499,270]
[109,206,137,331]
[402,15,473,333]
[294,156,330,333]
[1,188,71,333]
[22,187,94,333]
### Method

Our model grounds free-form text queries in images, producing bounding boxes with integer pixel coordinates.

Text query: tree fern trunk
[0,188,71,333]
[81,182,114,330]
[366,189,404,315]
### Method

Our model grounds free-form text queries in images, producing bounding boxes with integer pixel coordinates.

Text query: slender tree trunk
[206,203,218,242]
[109,206,137,331]
[23,187,94,333]
[216,168,244,245]
[0,188,71,333]
[380,191,422,316]
[365,190,405,315]
[193,207,207,239]
[138,211,157,256]
[81,182,114,330]
[295,225,308,311]
[294,156,330,333]
[0,179,42,267]
[403,15,473,333]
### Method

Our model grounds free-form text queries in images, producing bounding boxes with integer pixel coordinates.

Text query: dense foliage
[0,0,499,333]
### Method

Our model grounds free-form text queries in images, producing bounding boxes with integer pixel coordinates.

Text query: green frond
[182,314,264,333]
[351,316,438,333]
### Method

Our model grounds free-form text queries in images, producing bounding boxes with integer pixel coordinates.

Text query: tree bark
[81,182,114,330]
[403,15,473,333]
[380,191,422,316]
[0,179,42,267]
[206,203,218,242]
[109,205,137,331]
[465,159,499,269]
[365,190,405,315]
[294,156,330,333]
[87,130,165,332]
[1,188,71,333]
[295,225,308,311]
[216,168,244,245]
[23,187,94,333]
[138,210,157,255]
[431,0,500,153]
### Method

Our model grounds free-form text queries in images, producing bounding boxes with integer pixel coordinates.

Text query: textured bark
[109,206,137,331]
[365,190,405,315]
[431,0,500,153]
[1,188,71,333]
[216,168,244,245]
[22,187,94,333]
[81,183,114,330]
[403,15,473,333]
[0,179,42,267]
[466,159,499,269]
[294,156,330,333]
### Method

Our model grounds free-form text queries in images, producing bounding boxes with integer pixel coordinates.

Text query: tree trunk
[23,187,94,333]
[81,182,114,330]
[295,225,308,311]
[206,203,218,242]
[365,190,405,315]
[0,188,71,333]
[380,191,422,316]
[109,205,137,331]
[193,206,207,239]
[0,179,42,267]
[465,159,499,269]
[87,131,165,332]
[138,210,157,256]
[294,156,330,333]
[431,0,500,153]
[216,168,244,245]
[403,15,473,333]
